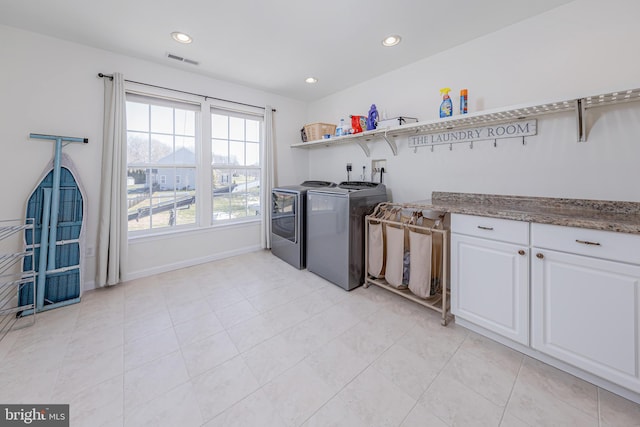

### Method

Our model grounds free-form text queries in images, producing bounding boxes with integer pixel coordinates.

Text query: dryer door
[272,190,298,243]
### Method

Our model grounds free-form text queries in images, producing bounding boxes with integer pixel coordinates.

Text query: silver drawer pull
[576,239,601,246]
[477,226,494,231]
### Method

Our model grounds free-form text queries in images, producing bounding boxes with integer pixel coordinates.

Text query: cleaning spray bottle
[439,88,453,118]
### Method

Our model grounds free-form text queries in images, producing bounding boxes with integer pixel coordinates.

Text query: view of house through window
[126,95,198,232]
[211,110,262,221]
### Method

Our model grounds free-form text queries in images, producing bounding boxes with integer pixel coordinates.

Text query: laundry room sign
[408,119,537,148]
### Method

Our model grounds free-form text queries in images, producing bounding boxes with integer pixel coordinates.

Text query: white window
[124,89,263,235]
[211,109,262,222]
[125,94,198,233]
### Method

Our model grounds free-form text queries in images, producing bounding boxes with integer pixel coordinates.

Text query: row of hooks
[414,136,528,153]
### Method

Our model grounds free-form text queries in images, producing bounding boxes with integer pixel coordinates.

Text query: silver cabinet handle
[576,239,601,246]
[477,226,494,231]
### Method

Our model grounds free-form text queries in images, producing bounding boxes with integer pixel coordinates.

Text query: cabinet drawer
[451,213,529,245]
[531,223,640,265]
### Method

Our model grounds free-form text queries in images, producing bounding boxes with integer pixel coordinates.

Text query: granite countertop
[407,192,640,235]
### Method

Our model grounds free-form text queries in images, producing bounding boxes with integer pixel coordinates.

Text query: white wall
[3,0,639,291]
[305,0,640,203]
[0,24,308,289]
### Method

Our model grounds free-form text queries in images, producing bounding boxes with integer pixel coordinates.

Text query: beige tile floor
[2,250,640,427]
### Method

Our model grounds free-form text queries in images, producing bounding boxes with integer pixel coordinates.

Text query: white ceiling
[0,0,573,102]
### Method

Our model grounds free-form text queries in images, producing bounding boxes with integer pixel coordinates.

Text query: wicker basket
[303,123,337,141]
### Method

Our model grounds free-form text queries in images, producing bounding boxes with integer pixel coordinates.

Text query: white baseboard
[123,244,263,282]
[82,280,96,293]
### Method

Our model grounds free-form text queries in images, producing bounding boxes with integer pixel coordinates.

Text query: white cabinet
[451,214,530,345]
[531,224,640,394]
[451,215,640,397]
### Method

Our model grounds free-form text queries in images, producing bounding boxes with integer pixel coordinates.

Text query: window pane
[151,105,174,134]
[229,117,244,140]
[126,96,200,234]
[175,136,195,163]
[126,102,149,132]
[150,191,174,229]
[175,109,195,136]
[127,167,152,232]
[210,112,262,223]
[213,195,231,220]
[211,114,228,139]
[246,169,260,216]
[130,213,151,230]
[246,169,260,196]
[175,167,196,191]
[212,139,229,164]
[158,167,175,191]
[246,119,260,142]
[127,132,150,164]
[151,134,174,163]
[212,168,233,193]
[229,140,244,165]
[246,142,259,166]
[233,170,247,194]
[174,167,196,226]
[146,168,197,229]
[230,193,248,219]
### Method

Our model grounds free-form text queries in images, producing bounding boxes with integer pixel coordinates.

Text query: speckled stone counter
[409,192,640,235]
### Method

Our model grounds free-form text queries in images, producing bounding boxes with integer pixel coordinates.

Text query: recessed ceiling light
[305,77,318,84]
[382,35,401,47]
[171,32,193,44]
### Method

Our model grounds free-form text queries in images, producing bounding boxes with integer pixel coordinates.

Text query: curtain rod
[97,73,276,112]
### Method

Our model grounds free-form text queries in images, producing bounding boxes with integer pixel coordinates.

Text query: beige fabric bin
[408,228,433,298]
[385,224,407,289]
[368,220,385,278]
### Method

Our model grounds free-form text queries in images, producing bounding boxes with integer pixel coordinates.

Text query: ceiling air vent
[166,53,199,66]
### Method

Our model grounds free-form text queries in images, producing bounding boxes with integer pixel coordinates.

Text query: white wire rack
[291,86,640,155]
[0,219,36,341]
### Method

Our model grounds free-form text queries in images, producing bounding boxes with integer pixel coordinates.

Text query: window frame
[124,84,264,240]
[210,108,263,224]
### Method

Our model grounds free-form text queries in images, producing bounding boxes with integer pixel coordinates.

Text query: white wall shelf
[291,87,640,156]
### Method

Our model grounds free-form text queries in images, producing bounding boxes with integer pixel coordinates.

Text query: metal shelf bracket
[356,140,371,157]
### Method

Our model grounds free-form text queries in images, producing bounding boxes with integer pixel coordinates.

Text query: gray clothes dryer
[271,180,336,269]
[306,181,388,290]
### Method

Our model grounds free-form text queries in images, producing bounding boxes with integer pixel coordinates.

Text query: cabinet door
[451,234,529,345]
[531,249,640,393]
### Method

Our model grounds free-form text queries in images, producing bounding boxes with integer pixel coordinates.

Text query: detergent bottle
[460,89,468,114]
[366,104,379,131]
[439,87,453,118]
[336,118,345,136]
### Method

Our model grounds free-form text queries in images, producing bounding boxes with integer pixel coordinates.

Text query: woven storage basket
[304,123,336,141]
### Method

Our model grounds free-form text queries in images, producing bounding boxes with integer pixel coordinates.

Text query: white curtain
[96,73,128,286]
[260,106,274,249]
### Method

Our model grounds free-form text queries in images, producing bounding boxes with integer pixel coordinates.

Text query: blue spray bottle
[439,87,453,118]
